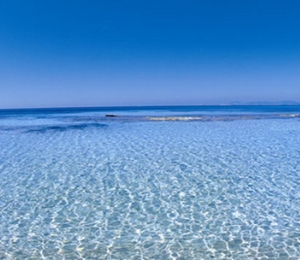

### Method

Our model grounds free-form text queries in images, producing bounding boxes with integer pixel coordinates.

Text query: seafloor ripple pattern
[0,119,300,259]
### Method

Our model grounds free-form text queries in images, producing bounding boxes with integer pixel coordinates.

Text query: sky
[0,0,299,108]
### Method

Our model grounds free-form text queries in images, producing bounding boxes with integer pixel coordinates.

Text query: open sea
[0,105,300,259]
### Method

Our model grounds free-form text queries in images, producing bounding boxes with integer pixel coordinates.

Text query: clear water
[0,106,300,259]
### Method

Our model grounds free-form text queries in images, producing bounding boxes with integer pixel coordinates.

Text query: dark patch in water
[25,123,107,133]
[179,164,188,171]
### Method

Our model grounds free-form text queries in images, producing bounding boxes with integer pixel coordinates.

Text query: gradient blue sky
[0,0,299,108]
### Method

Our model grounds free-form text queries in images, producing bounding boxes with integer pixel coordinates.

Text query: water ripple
[0,119,299,259]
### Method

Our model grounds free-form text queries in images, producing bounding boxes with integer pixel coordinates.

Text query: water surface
[0,106,300,259]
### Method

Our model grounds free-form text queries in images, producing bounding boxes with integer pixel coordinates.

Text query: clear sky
[0,0,299,108]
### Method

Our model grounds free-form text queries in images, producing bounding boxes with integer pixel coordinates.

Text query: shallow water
[0,107,300,259]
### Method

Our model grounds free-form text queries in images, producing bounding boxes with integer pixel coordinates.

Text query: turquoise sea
[0,106,300,259]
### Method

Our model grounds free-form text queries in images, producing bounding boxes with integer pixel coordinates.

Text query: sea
[0,105,300,259]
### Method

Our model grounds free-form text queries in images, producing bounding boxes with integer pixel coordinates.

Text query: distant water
[0,106,300,259]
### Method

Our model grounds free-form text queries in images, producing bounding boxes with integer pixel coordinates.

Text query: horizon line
[1,103,300,111]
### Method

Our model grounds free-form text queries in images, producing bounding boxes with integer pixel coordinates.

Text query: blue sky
[0,0,299,108]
